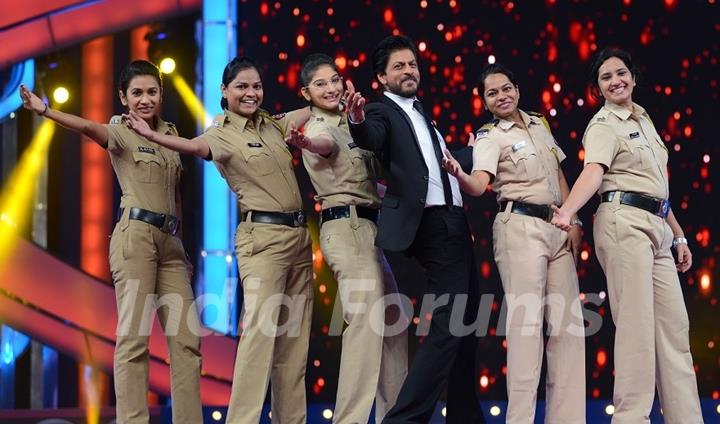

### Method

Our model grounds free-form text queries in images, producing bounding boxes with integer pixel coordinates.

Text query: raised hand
[284,121,309,149]
[442,149,463,177]
[122,110,154,140]
[344,80,366,123]
[19,84,47,115]
[550,204,572,232]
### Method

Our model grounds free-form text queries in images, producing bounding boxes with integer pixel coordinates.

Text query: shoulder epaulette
[109,115,122,125]
[207,113,226,131]
[259,110,287,138]
[528,111,551,132]
[475,122,495,139]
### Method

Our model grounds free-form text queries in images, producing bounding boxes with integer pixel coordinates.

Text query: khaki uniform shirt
[302,107,381,209]
[203,109,303,213]
[583,101,669,200]
[106,116,182,215]
[472,110,566,205]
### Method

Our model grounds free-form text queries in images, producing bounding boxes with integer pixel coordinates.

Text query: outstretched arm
[124,110,210,158]
[443,146,491,196]
[559,168,582,263]
[345,80,390,153]
[551,163,604,231]
[284,122,336,156]
[20,84,109,147]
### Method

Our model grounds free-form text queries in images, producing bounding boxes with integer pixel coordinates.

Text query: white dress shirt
[384,91,463,207]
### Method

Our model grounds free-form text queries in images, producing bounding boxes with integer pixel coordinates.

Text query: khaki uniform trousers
[320,208,408,424]
[594,199,703,424]
[226,219,313,424]
[493,206,586,424]
[109,215,202,424]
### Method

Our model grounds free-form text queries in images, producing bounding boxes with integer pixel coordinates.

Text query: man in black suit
[346,35,485,424]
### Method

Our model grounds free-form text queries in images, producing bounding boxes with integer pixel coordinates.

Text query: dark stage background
[15,0,718,407]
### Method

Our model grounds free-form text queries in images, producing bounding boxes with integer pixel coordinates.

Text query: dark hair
[371,35,419,78]
[588,47,640,99]
[119,60,162,94]
[300,53,338,87]
[477,63,518,101]
[220,56,262,109]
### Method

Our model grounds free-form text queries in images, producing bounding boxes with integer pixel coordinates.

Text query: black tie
[413,100,453,206]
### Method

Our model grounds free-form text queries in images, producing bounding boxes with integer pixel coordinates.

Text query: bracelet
[570,218,583,227]
[38,103,48,116]
[672,236,688,247]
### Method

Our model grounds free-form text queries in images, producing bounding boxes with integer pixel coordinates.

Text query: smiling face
[482,72,520,120]
[378,48,420,98]
[301,64,344,112]
[119,75,162,123]
[222,67,263,118]
[597,56,635,108]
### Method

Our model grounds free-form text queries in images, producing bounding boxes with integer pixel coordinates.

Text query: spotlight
[322,409,333,420]
[490,405,502,416]
[441,407,446,417]
[160,58,176,75]
[605,404,615,415]
[211,410,222,421]
[53,87,70,104]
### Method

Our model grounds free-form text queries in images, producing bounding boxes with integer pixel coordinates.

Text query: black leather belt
[601,191,670,218]
[499,200,553,222]
[120,207,180,235]
[321,205,379,224]
[241,210,307,227]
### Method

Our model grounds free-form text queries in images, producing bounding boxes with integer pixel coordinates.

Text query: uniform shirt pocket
[621,137,653,170]
[132,151,163,184]
[242,146,275,176]
[508,147,541,179]
[345,150,372,183]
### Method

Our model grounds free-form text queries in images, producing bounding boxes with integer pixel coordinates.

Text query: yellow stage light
[170,73,212,126]
[0,119,55,263]
[53,87,70,104]
[160,58,176,74]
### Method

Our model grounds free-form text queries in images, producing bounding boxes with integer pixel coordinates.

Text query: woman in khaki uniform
[285,53,408,424]
[551,48,702,424]
[20,61,202,424]
[125,56,313,424]
[444,64,586,423]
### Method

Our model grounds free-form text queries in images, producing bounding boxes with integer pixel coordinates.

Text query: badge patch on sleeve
[629,132,640,139]
[247,142,262,148]
[138,146,156,154]
[347,142,358,149]
[476,128,489,139]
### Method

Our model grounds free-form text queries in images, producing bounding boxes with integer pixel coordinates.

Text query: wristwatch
[672,236,688,247]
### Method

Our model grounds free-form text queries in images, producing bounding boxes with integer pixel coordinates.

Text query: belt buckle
[295,211,306,226]
[166,217,179,235]
[659,199,670,217]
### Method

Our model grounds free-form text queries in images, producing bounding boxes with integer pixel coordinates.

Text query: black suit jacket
[349,95,473,251]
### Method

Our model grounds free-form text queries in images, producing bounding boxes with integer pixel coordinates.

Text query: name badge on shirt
[511,141,527,152]
[629,132,640,139]
[138,146,156,154]
[247,142,262,148]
